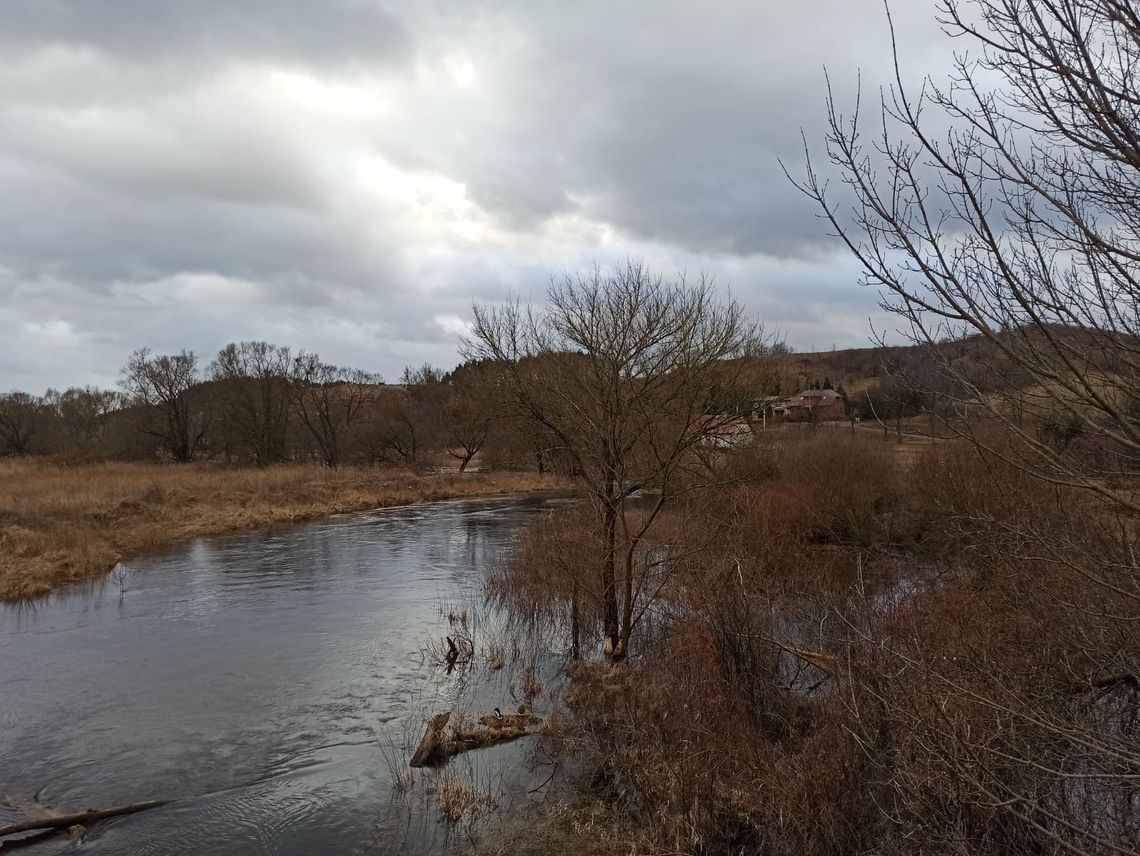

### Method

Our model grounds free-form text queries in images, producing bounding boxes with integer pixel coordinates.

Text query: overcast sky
[0,1,957,392]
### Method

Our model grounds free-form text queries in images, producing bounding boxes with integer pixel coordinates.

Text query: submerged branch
[0,800,168,839]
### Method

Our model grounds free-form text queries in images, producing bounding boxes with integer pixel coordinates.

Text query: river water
[0,494,565,855]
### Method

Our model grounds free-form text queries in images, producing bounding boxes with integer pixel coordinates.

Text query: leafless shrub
[485,423,1140,855]
[110,564,130,598]
[786,3,1140,843]
[772,432,898,546]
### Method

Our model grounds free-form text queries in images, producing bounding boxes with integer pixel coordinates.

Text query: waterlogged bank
[0,460,562,600]
[0,494,566,854]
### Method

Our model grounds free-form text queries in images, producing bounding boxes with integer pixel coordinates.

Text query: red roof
[698,414,751,434]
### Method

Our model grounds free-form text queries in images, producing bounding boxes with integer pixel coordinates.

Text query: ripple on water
[0,495,563,856]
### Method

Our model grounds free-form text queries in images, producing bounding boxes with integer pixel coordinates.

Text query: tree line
[0,343,546,470]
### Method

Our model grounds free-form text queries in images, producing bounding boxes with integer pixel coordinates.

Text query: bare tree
[120,349,209,462]
[466,262,768,659]
[401,364,445,387]
[796,0,1140,507]
[0,391,43,456]
[209,341,297,466]
[365,365,446,467]
[368,390,422,466]
[794,2,1140,850]
[45,386,122,450]
[435,362,499,472]
[292,354,380,468]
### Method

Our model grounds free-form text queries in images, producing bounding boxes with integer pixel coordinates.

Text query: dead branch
[0,800,167,839]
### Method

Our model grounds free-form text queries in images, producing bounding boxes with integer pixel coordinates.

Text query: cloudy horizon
[0,1,955,392]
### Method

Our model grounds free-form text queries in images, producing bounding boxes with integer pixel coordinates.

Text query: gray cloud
[380,1,953,256]
[0,1,412,66]
[0,1,955,392]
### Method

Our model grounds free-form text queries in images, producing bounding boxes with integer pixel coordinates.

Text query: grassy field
[0,461,563,602]
[757,418,947,468]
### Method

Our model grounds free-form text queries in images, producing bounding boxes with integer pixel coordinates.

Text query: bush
[485,422,1140,855]
[771,432,898,545]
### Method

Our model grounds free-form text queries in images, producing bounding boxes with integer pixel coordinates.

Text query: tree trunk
[600,501,621,659]
[570,579,581,661]
[616,536,635,659]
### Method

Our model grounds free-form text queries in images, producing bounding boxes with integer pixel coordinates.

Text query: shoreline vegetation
[0,460,563,602]
[469,426,1132,855]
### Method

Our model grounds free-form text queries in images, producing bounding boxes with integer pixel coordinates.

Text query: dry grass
[434,771,495,823]
[0,460,563,601]
[761,419,947,469]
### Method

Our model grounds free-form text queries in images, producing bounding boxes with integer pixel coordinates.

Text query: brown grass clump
[466,802,615,856]
[515,665,542,709]
[434,772,495,823]
[0,459,563,601]
[552,617,878,856]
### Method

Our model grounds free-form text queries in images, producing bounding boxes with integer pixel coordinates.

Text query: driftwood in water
[409,710,544,768]
[0,800,167,839]
[410,711,454,767]
[448,712,543,754]
[475,711,542,730]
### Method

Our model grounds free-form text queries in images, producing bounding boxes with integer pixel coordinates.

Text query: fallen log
[446,712,543,754]
[0,800,167,839]
[441,728,535,754]
[476,711,542,730]
[409,711,453,768]
[409,711,544,768]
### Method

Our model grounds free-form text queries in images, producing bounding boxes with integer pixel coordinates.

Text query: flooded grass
[433,771,496,823]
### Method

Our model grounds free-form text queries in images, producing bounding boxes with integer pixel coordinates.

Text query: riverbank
[0,460,563,601]
[474,431,1129,855]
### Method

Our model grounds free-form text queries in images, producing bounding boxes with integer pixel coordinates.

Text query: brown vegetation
[434,772,495,823]
[484,425,1140,855]
[0,460,561,601]
[470,2,1140,848]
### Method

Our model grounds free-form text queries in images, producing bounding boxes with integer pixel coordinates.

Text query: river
[0,494,565,855]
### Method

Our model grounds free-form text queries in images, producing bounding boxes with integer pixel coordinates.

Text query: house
[698,413,754,448]
[751,395,785,426]
[775,388,846,422]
